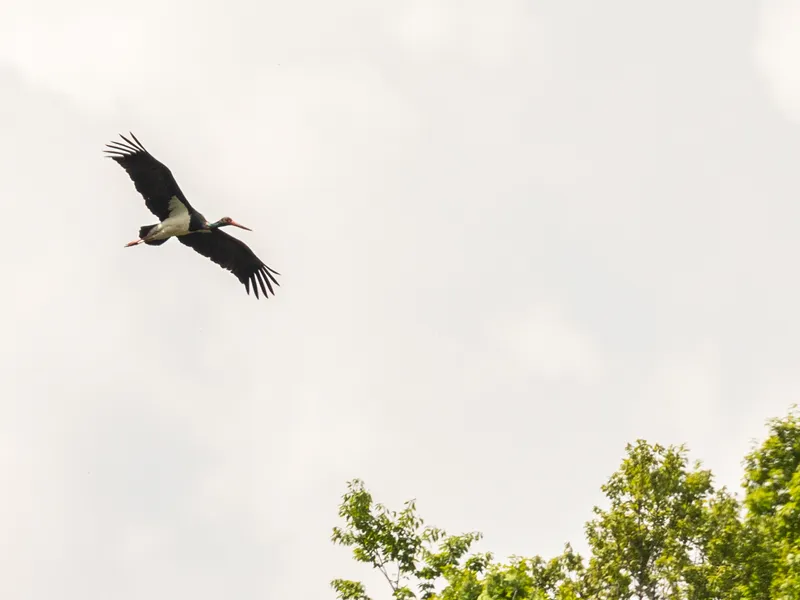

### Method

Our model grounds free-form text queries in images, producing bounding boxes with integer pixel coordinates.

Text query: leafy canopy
[331,406,800,600]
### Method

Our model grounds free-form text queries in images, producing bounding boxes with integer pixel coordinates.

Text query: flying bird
[105,133,280,299]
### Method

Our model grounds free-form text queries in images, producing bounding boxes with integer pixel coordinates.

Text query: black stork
[105,133,280,299]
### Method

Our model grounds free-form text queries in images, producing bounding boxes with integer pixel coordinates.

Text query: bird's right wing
[105,133,194,221]
[178,230,280,299]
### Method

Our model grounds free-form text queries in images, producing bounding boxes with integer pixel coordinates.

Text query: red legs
[125,238,144,247]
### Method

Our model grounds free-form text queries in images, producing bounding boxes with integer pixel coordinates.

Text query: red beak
[230,220,252,231]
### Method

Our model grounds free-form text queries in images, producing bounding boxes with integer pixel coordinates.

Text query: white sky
[1,1,799,598]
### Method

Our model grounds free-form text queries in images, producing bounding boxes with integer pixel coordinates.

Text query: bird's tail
[139,224,168,246]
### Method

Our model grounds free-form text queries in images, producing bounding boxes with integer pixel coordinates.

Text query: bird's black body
[105,133,280,299]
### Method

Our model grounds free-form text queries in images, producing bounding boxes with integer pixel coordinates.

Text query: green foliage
[331,479,584,600]
[331,479,484,600]
[740,406,800,599]
[583,440,741,599]
[331,579,372,600]
[332,407,800,600]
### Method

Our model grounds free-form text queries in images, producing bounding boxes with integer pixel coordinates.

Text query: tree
[330,479,584,600]
[584,440,742,600]
[331,408,800,600]
[740,406,800,599]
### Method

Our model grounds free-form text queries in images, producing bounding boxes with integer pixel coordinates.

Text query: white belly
[151,213,192,240]
[149,196,193,240]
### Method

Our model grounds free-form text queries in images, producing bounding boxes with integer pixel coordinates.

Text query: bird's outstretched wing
[179,230,280,299]
[105,133,195,221]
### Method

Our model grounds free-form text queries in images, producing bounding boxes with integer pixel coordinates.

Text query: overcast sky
[1,1,800,598]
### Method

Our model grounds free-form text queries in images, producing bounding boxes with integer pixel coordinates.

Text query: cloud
[389,0,547,67]
[638,338,722,441]
[0,0,547,117]
[491,302,604,380]
[753,0,800,122]
[0,4,157,113]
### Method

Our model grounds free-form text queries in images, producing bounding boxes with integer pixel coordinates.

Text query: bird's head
[210,216,252,231]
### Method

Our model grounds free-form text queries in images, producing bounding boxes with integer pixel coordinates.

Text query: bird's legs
[124,238,144,247]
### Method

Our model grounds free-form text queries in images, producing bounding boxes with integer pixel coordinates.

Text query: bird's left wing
[105,133,194,221]
[178,230,280,299]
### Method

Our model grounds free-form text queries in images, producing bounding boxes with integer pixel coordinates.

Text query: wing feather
[105,133,194,221]
[178,230,280,299]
